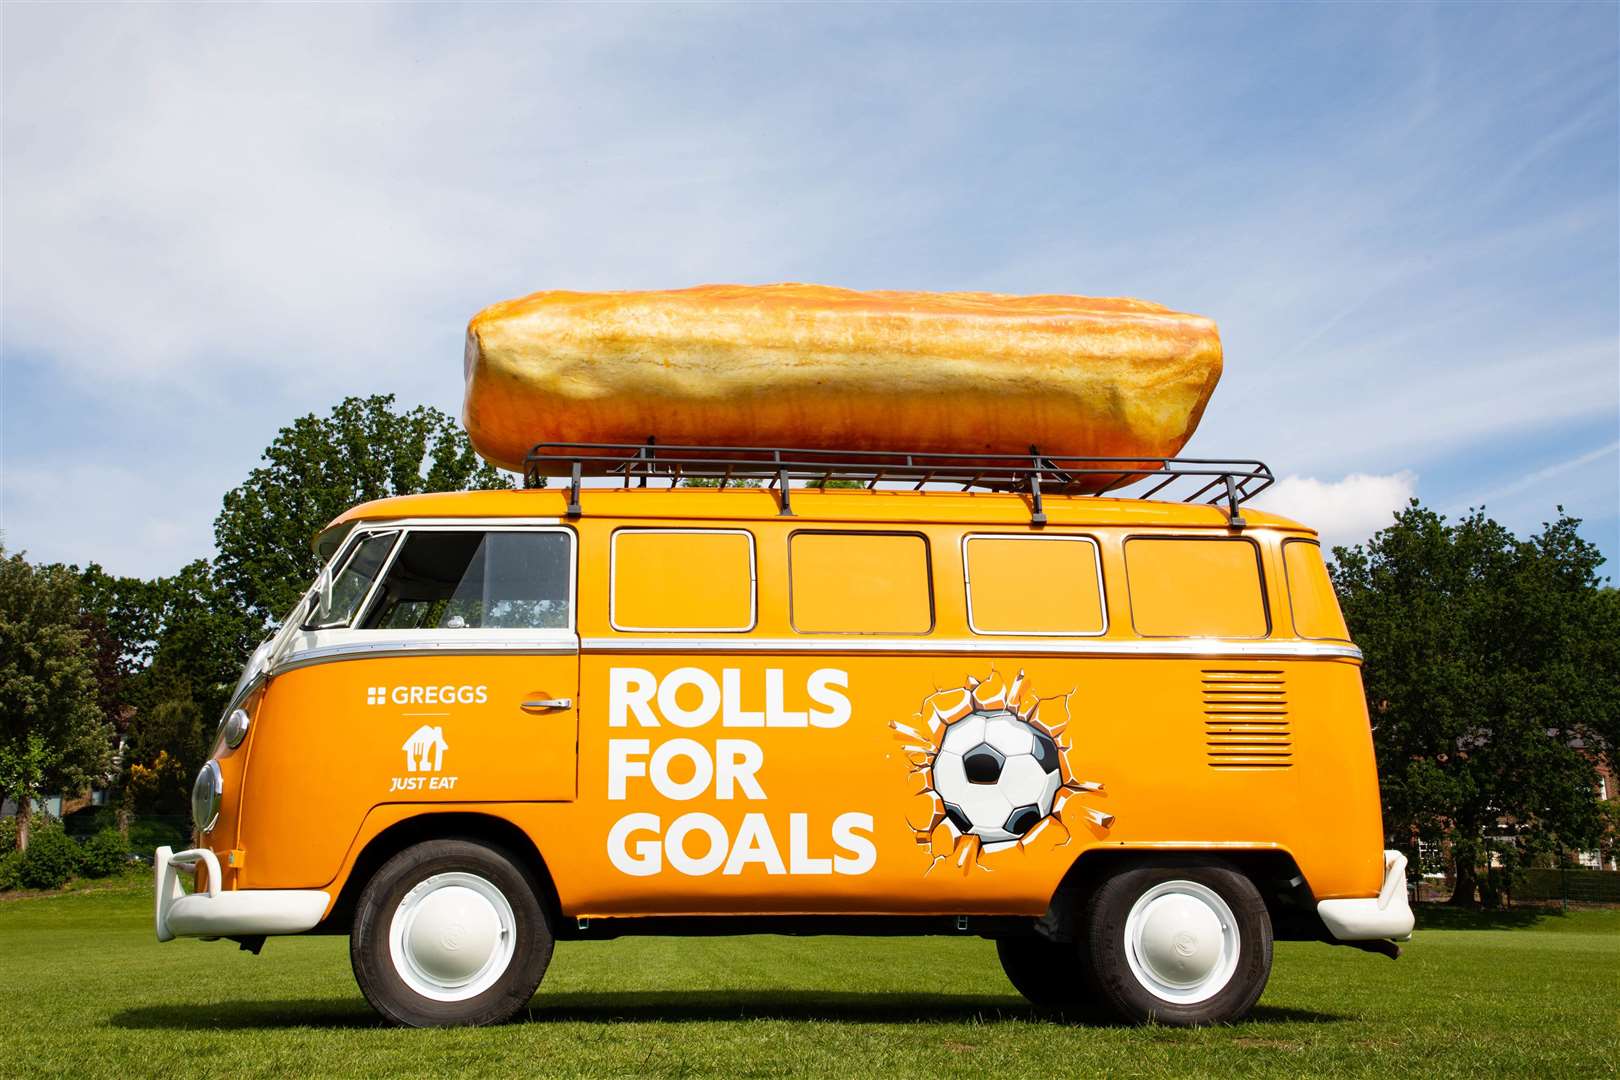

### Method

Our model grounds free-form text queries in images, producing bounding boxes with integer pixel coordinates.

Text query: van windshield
[359,530,571,631]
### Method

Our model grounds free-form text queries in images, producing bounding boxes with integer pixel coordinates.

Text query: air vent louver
[1201,669,1291,769]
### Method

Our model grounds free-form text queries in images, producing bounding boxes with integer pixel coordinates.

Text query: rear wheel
[351,839,552,1027]
[1082,862,1271,1026]
[996,936,1087,1009]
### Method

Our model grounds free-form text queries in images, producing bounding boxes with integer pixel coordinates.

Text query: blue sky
[3,3,1616,578]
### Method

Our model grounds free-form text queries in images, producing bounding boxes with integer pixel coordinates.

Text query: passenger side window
[1124,537,1268,638]
[612,529,756,631]
[790,532,933,634]
[1282,539,1349,640]
[360,530,572,631]
[965,535,1105,635]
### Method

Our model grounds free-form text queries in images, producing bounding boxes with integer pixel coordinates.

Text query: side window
[306,531,397,629]
[1124,537,1268,638]
[1282,539,1349,640]
[360,530,572,631]
[790,532,933,634]
[612,529,756,632]
[964,535,1106,635]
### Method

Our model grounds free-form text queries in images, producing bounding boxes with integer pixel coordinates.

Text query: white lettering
[765,669,807,728]
[610,668,659,727]
[807,669,852,728]
[650,738,714,801]
[606,813,663,876]
[788,813,832,875]
[664,813,729,876]
[714,739,766,800]
[723,813,786,875]
[832,812,876,874]
[721,669,764,727]
[607,739,649,800]
[657,668,720,728]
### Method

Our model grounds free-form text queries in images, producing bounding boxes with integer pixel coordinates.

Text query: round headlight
[223,708,251,749]
[192,761,222,834]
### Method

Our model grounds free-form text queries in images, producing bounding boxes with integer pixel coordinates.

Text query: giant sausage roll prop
[463,283,1223,482]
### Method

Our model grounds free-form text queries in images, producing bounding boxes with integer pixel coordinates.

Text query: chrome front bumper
[1317,849,1415,942]
[154,846,329,942]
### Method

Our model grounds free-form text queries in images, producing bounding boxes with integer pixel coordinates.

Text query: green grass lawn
[2,881,1616,1078]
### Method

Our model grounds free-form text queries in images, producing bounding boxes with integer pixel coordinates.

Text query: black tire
[996,936,1088,1009]
[1081,861,1271,1026]
[350,839,552,1027]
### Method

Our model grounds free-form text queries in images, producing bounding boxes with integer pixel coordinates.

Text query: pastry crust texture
[463,283,1222,478]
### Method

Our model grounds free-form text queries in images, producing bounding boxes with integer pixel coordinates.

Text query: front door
[246,525,579,888]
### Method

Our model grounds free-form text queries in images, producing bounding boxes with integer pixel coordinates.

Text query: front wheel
[351,839,553,1027]
[1082,862,1272,1026]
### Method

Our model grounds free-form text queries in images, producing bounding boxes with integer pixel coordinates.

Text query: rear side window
[1125,537,1268,638]
[790,532,933,634]
[612,529,756,632]
[361,530,572,630]
[964,535,1105,635]
[1282,539,1349,640]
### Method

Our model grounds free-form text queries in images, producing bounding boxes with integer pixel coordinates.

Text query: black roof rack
[524,441,1274,528]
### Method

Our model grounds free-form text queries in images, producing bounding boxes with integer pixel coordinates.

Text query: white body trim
[579,635,1363,660]
[1317,849,1415,942]
[154,846,328,943]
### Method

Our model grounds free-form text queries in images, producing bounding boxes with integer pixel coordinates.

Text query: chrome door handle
[521,698,573,711]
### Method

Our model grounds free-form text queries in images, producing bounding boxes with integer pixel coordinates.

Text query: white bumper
[154,846,329,943]
[1317,849,1415,942]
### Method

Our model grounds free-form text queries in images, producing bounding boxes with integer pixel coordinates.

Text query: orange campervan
[154,445,1413,1028]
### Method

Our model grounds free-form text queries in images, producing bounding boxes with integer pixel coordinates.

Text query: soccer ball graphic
[930,709,1063,844]
[894,668,1113,871]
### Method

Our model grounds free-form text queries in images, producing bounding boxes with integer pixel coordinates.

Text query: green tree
[1586,587,1620,773]
[1330,503,1617,905]
[77,560,252,805]
[121,699,208,817]
[142,561,259,723]
[214,394,511,626]
[0,550,110,851]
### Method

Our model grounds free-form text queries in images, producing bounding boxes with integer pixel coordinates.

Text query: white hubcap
[1122,880,1240,1004]
[388,872,516,1001]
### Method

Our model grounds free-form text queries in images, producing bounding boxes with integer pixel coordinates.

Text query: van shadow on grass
[109,993,1345,1030]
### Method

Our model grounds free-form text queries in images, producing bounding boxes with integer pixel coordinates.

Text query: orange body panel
[207,487,1385,923]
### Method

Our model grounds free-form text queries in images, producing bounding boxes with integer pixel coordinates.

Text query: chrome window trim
[788,528,936,635]
[1280,537,1353,643]
[353,524,578,634]
[961,532,1108,637]
[272,637,579,675]
[578,635,1361,661]
[609,527,758,633]
[1123,533,1272,640]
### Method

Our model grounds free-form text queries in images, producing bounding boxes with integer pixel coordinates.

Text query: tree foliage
[1330,503,1617,903]
[0,551,110,850]
[121,701,208,817]
[213,394,511,626]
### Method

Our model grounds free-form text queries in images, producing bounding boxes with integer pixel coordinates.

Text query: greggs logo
[367,684,489,706]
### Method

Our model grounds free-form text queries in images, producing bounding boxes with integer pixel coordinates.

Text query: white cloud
[1254,471,1418,550]
[1,5,1615,574]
